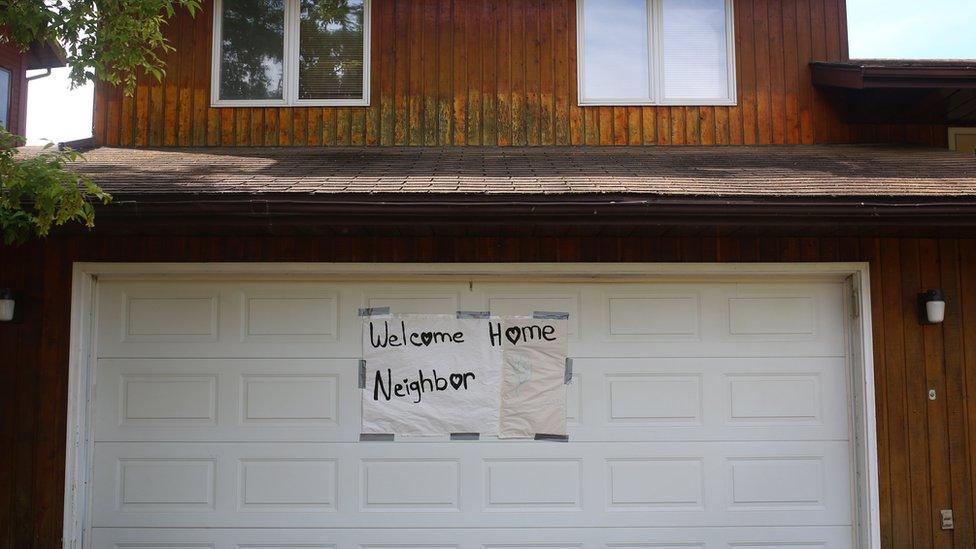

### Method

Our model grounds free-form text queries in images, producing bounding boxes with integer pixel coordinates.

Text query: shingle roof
[63,145,976,198]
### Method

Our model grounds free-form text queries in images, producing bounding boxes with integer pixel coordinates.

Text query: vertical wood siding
[0,41,30,137]
[2,234,976,547]
[92,0,949,148]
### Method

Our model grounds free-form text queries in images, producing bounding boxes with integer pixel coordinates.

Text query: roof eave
[25,39,67,70]
[93,192,976,227]
[811,60,976,89]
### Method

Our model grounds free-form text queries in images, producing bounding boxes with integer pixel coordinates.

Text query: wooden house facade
[3,1,976,548]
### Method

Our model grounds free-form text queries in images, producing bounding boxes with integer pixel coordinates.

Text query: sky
[23,0,976,145]
[847,0,976,59]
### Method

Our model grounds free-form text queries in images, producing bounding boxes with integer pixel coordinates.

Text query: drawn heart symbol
[505,326,522,345]
[449,373,465,389]
[420,332,434,346]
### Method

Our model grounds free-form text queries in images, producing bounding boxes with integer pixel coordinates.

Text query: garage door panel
[240,288,339,343]
[92,441,851,529]
[98,281,846,359]
[479,289,582,339]
[99,282,476,358]
[724,282,843,338]
[483,458,582,510]
[91,526,855,549]
[602,291,702,341]
[555,282,846,358]
[94,357,846,443]
[113,457,217,512]
[361,458,461,511]
[603,373,703,425]
[606,458,704,509]
[363,292,463,315]
[587,284,721,357]
[95,359,358,442]
[570,357,849,441]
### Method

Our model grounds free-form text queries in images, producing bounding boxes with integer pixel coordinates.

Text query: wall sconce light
[0,288,20,323]
[918,289,946,325]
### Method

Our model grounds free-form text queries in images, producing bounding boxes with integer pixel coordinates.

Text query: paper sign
[361,314,568,437]
[497,317,568,438]
[361,314,501,435]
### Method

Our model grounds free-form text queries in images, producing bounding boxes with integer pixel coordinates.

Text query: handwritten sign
[361,314,568,437]
[497,317,569,438]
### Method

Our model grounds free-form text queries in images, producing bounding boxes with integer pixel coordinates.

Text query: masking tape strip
[359,433,394,441]
[456,311,491,319]
[533,311,569,320]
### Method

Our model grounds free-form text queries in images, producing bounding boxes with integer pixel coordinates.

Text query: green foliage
[0,129,111,245]
[0,0,201,94]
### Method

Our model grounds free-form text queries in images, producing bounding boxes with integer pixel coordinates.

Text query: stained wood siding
[0,41,29,137]
[2,234,976,547]
[92,0,949,148]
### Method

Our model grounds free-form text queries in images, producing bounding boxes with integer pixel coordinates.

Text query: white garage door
[87,274,856,549]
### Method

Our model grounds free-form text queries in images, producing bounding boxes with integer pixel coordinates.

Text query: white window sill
[212,100,371,108]
[577,99,738,107]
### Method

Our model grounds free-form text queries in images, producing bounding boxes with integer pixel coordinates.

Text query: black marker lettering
[373,368,393,401]
[488,322,503,346]
[433,369,447,390]
[371,368,477,403]
[419,370,434,392]
[369,321,388,348]
[523,325,543,340]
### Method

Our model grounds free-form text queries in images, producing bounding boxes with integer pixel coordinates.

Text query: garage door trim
[62,262,879,549]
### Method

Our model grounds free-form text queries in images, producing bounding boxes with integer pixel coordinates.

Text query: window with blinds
[213,0,370,106]
[577,0,735,106]
[299,0,366,100]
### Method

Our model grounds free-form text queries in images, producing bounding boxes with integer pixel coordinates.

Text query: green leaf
[0,128,112,244]
[0,0,199,96]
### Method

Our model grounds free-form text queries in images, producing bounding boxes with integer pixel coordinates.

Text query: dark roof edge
[94,193,976,227]
[25,39,67,70]
[811,60,976,89]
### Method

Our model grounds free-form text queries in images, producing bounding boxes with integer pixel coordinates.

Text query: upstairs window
[0,67,10,129]
[212,0,370,106]
[577,0,735,106]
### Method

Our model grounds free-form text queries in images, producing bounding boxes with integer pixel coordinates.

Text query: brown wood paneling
[4,233,976,546]
[93,0,948,147]
[0,41,30,137]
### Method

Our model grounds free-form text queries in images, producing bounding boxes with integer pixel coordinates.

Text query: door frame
[63,262,879,549]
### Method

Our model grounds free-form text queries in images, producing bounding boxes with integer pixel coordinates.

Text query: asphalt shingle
[60,145,976,198]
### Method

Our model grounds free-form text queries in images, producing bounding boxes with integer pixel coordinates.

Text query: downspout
[26,68,52,81]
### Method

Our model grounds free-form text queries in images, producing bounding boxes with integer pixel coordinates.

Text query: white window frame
[949,127,976,153]
[211,0,372,107]
[576,0,737,106]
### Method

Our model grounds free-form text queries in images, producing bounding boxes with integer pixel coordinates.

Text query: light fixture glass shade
[0,298,14,322]
[926,300,946,324]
